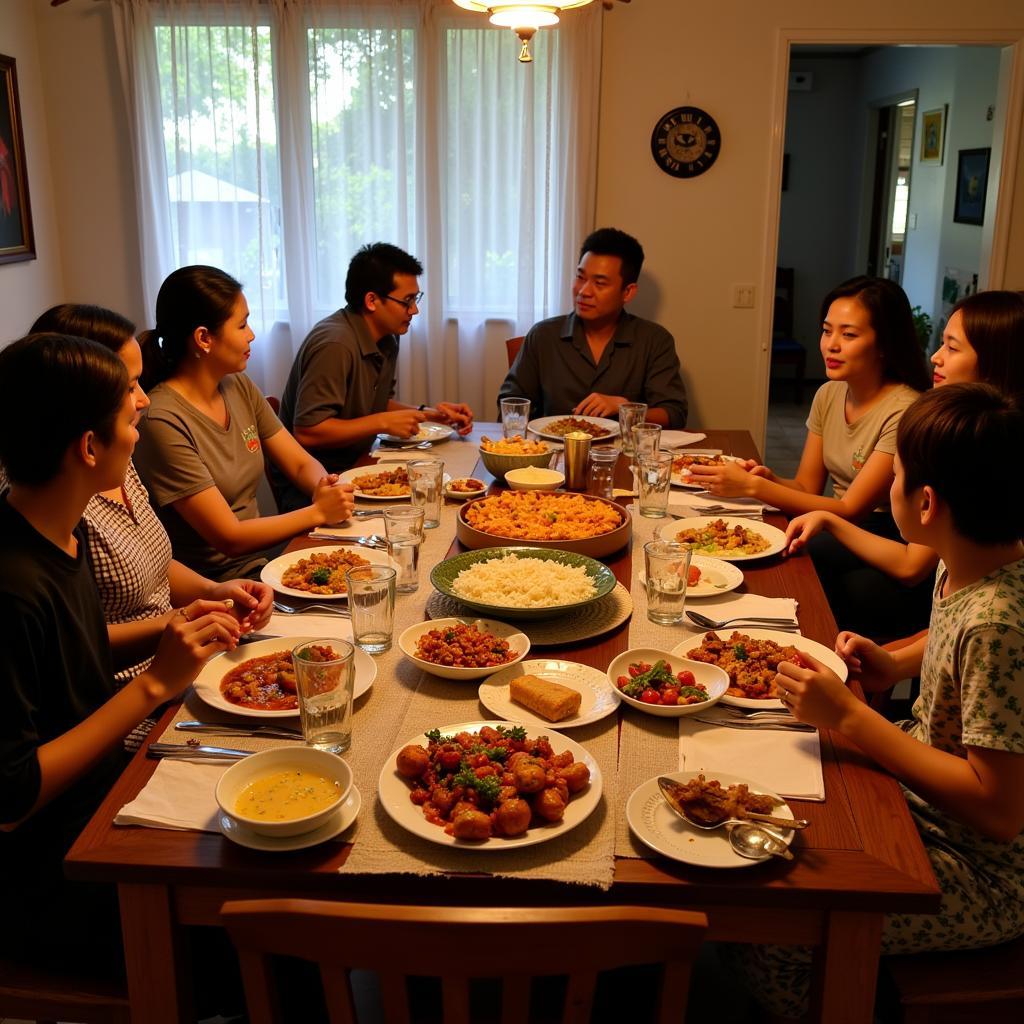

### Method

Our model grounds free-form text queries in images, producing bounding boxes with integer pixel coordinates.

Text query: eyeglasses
[379,291,424,312]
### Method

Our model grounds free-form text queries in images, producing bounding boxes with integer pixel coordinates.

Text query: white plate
[260,545,393,600]
[378,422,454,444]
[670,453,744,489]
[379,720,602,850]
[219,785,361,851]
[627,771,794,868]
[606,649,728,718]
[638,555,743,599]
[398,617,531,681]
[527,415,620,443]
[192,636,377,719]
[656,516,786,562]
[477,659,620,729]
[445,478,488,500]
[672,628,847,710]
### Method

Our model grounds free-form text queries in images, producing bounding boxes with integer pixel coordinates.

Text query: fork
[307,533,388,550]
[273,600,351,617]
[686,610,799,630]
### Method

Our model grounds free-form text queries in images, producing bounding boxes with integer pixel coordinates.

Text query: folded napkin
[678,718,825,801]
[115,760,226,831]
[669,495,770,515]
[660,430,707,447]
[265,613,354,640]
[681,593,798,634]
[310,520,373,539]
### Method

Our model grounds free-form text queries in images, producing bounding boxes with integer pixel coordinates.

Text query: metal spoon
[728,823,794,861]
[657,776,810,831]
[686,610,800,630]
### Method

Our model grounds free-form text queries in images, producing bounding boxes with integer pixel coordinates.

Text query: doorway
[867,97,916,283]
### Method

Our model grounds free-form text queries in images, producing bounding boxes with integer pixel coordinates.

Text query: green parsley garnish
[309,567,331,586]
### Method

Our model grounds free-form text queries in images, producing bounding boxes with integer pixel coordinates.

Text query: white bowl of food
[398,617,531,681]
[215,746,352,838]
[606,647,729,718]
[445,476,488,500]
[505,467,566,491]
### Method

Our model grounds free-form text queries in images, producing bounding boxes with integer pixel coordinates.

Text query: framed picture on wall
[953,148,991,226]
[919,106,946,165]
[0,53,35,265]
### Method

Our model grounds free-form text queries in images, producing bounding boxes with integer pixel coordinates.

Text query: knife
[148,742,252,761]
[175,721,303,740]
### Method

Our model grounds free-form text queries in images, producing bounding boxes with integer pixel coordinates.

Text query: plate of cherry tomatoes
[606,647,729,718]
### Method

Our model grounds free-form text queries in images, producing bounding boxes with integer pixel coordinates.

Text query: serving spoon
[657,776,810,831]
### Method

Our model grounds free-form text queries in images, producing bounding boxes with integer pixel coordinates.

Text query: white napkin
[681,594,798,635]
[678,719,825,801]
[114,760,226,831]
[669,495,771,515]
[266,613,354,640]
[660,430,707,447]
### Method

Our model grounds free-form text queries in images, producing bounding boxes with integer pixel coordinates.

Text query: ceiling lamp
[453,1,597,63]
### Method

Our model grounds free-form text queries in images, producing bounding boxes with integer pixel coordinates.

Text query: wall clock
[651,107,721,178]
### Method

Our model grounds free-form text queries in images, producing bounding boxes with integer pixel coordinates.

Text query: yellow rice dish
[464,491,622,541]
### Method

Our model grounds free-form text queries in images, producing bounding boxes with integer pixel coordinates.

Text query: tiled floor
[764,381,816,477]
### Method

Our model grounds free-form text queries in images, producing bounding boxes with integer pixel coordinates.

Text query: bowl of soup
[215,746,353,837]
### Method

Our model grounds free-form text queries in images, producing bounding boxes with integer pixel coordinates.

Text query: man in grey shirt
[275,243,473,509]
[499,228,687,428]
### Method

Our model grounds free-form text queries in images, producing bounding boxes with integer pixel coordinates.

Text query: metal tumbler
[563,431,592,491]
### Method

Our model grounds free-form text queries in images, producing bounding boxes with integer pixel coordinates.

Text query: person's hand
[687,460,758,498]
[312,475,355,525]
[209,579,274,631]
[433,401,474,436]
[775,650,861,732]
[377,408,428,438]
[573,393,626,418]
[834,631,899,693]
[784,511,831,556]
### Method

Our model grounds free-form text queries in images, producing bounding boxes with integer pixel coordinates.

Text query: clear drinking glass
[618,402,648,456]
[407,459,444,529]
[631,423,662,462]
[637,451,673,518]
[500,397,530,439]
[644,541,692,625]
[383,506,425,593]
[588,447,620,500]
[345,565,397,654]
[292,638,355,754]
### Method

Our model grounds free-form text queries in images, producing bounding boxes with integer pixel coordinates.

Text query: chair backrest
[221,900,707,1024]
[266,395,281,415]
[505,336,524,368]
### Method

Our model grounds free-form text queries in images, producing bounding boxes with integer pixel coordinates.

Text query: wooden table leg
[118,882,194,1024]
[808,910,884,1023]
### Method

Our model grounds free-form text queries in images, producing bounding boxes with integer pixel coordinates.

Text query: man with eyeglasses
[274,242,473,510]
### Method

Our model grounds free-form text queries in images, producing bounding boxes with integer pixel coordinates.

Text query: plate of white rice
[430,547,617,620]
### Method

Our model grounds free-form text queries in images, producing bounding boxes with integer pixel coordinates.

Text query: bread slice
[509,674,582,722]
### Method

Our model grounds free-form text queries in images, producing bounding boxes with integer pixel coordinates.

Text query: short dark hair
[578,228,645,287]
[345,243,423,309]
[31,303,136,353]
[950,290,1024,402]
[896,383,1022,544]
[139,265,243,389]
[0,333,128,485]
[820,276,931,392]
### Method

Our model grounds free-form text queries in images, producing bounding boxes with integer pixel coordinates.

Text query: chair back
[505,336,524,368]
[221,900,706,1024]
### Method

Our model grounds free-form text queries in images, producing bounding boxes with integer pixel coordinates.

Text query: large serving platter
[527,415,619,443]
[656,516,786,562]
[431,547,616,621]
[260,545,393,600]
[456,492,631,559]
[379,720,602,850]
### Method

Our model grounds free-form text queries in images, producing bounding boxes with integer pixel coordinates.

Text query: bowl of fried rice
[479,435,555,481]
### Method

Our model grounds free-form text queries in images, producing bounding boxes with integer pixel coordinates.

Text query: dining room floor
[763,380,816,477]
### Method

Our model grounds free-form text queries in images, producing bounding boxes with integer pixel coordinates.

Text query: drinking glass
[292,638,355,754]
[407,459,444,529]
[588,447,620,500]
[618,402,648,456]
[383,506,425,593]
[631,423,662,462]
[644,541,692,626]
[500,397,531,439]
[345,565,397,654]
[637,451,673,518]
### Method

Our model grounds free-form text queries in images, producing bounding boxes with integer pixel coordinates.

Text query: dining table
[64,424,940,1024]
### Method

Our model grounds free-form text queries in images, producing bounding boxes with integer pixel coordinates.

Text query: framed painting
[919,106,946,165]
[953,148,991,226]
[0,53,35,265]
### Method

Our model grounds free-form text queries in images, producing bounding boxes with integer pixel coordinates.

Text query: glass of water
[292,638,355,754]
[407,459,444,528]
[631,423,662,462]
[644,541,692,626]
[618,402,648,456]
[500,397,530,439]
[345,565,397,654]
[383,506,425,593]
[637,451,673,518]
[588,447,620,500]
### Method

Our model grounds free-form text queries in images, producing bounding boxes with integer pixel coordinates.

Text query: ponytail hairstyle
[820,276,931,392]
[31,303,136,354]
[139,265,243,389]
[949,290,1024,403]
[0,333,128,485]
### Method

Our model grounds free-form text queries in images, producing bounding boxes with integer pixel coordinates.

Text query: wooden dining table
[65,426,939,1023]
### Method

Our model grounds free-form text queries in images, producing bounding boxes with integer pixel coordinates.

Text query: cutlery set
[686,611,800,631]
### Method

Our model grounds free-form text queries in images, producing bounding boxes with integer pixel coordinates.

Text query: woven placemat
[424,583,633,646]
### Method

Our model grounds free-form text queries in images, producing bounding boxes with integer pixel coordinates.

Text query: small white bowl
[445,477,488,500]
[606,647,729,718]
[399,617,531,681]
[505,467,566,491]
[215,746,352,838]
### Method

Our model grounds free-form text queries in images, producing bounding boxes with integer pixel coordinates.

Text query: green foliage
[911,306,933,350]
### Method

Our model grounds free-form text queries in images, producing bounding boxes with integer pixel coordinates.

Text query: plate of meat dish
[260,545,393,600]
[337,463,421,500]
[627,771,795,868]
[526,415,619,443]
[673,629,847,709]
[670,453,744,489]
[192,636,377,718]
[656,516,786,561]
[381,721,601,849]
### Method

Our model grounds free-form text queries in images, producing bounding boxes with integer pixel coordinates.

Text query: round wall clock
[651,107,721,178]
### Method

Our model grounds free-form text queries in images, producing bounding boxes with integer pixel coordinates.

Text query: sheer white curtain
[112,0,601,415]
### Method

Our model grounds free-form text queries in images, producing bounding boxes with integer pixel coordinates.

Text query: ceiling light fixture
[453,1,598,63]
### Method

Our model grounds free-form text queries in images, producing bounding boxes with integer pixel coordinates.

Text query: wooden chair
[505,336,524,368]
[221,900,707,1024]
[771,267,806,403]
[0,955,130,1024]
